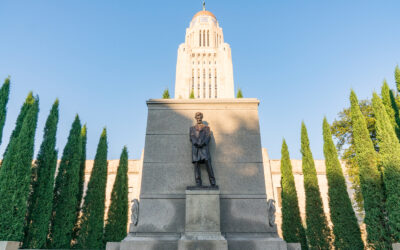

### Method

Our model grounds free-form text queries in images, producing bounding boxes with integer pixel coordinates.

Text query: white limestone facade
[174,8,234,99]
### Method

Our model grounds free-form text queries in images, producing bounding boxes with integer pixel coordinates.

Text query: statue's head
[195,112,203,124]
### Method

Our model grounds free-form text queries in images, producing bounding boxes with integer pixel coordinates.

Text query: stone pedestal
[0,241,20,250]
[178,189,228,250]
[117,99,291,250]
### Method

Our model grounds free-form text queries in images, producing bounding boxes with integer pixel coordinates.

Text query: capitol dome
[192,10,216,20]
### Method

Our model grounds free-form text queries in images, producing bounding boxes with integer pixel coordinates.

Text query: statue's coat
[190,125,211,163]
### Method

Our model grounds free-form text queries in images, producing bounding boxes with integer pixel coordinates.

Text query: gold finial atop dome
[203,0,206,11]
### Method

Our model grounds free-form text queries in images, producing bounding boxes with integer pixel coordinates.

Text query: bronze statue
[190,112,216,186]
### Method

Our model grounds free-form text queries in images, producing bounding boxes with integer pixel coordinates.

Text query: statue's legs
[194,162,202,186]
[204,160,216,186]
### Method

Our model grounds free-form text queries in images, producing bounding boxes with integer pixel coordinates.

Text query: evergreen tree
[48,116,82,248]
[3,92,34,157]
[162,88,170,99]
[395,65,400,93]
[381,80,400,140]
[350,90,390,248]
[331,99,376,213]
[236,88,243,98]
[0,77,10,145]
[72,124,87,242]
[372,92,400,241]
[23,100,59,248]
[0,93,39,241]
[322,117,364,249]
[104,146,129,243]
[301,122,331,249]
[76,128,108,249]
[280,139,308,249]
[189,90,195,99]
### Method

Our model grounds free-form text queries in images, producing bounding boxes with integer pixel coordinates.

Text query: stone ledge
[0,241,20,250]
[186,186,220,193]
[140,194,268,199]
[147,98,260,105]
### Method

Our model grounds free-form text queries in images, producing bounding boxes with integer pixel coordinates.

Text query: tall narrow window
[203,69,206,98]
[215,69,217,98]
[191,69,194,92]
[209,70,212,98]
[207,30,209,47]
[197,69,200,98]
[199,32,201,47]
[203,30,206,48]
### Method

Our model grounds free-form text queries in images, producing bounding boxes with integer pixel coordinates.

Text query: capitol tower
[114,3,291,250]
[174,3,234,99]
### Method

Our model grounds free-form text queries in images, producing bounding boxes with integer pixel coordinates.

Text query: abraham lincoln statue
[189,112,216,187]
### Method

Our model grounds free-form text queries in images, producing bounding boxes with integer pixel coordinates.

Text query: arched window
[199,31,201,47]
[207,30,209,47]
[215,69,217,98]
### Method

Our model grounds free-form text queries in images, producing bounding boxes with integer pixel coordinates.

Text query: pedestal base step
[119,234,179,250]
[178,232,228,250]
[226,236,288,250]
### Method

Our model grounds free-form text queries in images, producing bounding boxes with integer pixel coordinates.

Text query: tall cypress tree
[322,117,364,249]
[76,128,108,249]
[395,65,400,94]
[350,90,390,248]
[372,92,400,241]
[280,140,308,249]
[381,80,400,140]
[23,99,59,249]
[48,115,82,249]
[301,122,331,249]
[77,124,87,213]
[3,92,34,157]
[0,77,10,145]
[0,93,39,241]
[104,146,129,243]
[72,124,88,242]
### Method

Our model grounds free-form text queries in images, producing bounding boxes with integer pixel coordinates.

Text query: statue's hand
[194,143,199,147]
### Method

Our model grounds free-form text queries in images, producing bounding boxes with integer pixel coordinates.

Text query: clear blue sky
[0,1,399,160]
